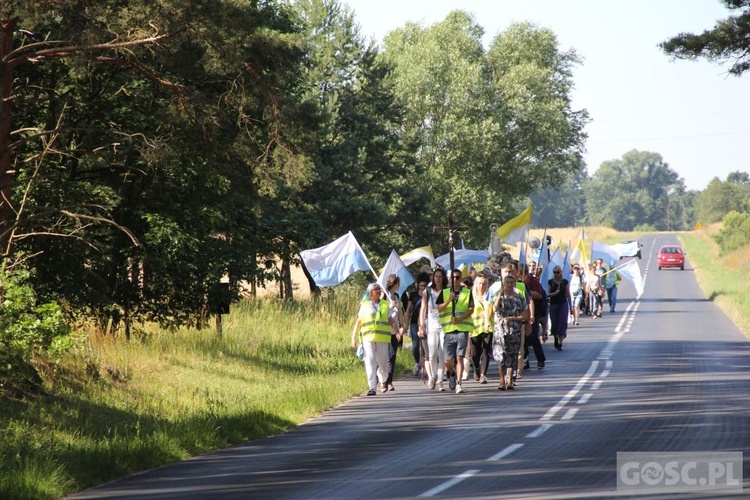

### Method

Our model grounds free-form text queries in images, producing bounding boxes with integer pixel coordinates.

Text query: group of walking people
[350,256,620,396]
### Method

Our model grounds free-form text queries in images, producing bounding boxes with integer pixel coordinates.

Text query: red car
[657,245,685,270]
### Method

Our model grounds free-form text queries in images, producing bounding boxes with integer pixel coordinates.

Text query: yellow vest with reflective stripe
[359,299,391,343]
[440,288,473,333]
[471,299,492,337]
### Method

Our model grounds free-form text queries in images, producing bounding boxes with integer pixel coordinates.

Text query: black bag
[535,287,548,319]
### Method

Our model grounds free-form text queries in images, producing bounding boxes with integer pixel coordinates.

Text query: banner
[377,250,415,292]
[592,241,619,267]
[496,204,532,244]
[400,245,436,268]
[435,248,489,271]
[299,232,374,287]
[617,259,645,297]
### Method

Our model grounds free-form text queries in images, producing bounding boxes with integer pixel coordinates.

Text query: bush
[0,266,72,360]
[713,211,750,255]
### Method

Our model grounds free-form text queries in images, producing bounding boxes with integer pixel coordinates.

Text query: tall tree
[5,0,318,330]
[381,13,588,245]
[697,172,750,223]
[660,0,750,76]
[585,150,689,231]
[294,0,428,271]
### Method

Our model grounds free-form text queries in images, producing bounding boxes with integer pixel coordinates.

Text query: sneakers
[367,389,376,396]
[537,362,545,370]
[448,371,457,391]
[380,386,388,394]
[479,375,488,384]
[427,376,436,390]
[461,371,469,381]
[387,383,395,391]
[413,363,420,376]
[437,382,446,392]
[455,383,464,394]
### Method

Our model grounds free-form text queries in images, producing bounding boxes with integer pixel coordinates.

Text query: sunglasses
[553,271,561,274]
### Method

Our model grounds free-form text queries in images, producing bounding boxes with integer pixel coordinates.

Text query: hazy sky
[342,0,749,191]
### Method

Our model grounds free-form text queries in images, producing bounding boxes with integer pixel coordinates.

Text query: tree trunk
[281,258,293,300]
[0,18,17,255]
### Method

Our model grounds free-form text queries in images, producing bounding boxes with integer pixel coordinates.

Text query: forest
[1,0,748,342]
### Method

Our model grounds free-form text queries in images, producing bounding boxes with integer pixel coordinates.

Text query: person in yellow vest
[437,268,474,394]
[351,283,399,396]
[470,275,492,384]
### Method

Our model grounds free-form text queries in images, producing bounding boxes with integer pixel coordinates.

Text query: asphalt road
[71,234,750,499]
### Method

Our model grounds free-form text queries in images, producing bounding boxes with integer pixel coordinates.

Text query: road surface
[71,234,750,499]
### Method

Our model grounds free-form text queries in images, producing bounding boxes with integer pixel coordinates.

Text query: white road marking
[526,424,553,438]
[540,361,599,421]
[419,469,480,497]
[577,393,592,404]
[562,408,578,420]
[487,443,525,461]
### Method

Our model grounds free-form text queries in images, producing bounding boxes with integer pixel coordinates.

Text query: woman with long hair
[470,275,492,384]
[419,268,447,391]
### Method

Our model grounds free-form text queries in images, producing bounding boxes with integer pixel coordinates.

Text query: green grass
[679,230,750,338]
[0,292,414,499]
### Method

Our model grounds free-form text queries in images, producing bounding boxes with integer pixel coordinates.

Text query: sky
[342,0,750,191]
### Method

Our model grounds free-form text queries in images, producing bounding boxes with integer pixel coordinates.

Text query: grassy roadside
[0,291,414,499]
[4,227,747,499]
[678,228,750,339]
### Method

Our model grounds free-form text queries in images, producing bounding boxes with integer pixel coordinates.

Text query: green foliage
[713,210,750,254]
[697,173,750,223]
[0,268,71,358]
[381,13,589,244]
[660,0,750,76]
[585,149,693,231]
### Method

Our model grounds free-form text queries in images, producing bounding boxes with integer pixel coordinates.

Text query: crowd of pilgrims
[351,257,621,396]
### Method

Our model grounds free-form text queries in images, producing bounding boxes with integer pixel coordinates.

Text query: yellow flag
[496,204,532,244]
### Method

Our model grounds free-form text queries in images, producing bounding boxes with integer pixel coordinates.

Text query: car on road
[657,245,685,270]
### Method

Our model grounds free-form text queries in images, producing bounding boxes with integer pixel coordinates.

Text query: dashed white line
[487,443,525,461]
[562,408,578,420]
[419,469,480,497]
[526,424,553,438]
[591,380,603,390]
[577,393,592,404]
[540,361,599,421]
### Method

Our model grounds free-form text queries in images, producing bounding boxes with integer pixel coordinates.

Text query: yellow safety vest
[359,299,392,343]
[471,299,493,337]
[440,288,473,333]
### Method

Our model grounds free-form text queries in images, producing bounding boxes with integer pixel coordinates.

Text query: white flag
[299,232,374,287]
[618,259,645,297]
[377,250,415,292]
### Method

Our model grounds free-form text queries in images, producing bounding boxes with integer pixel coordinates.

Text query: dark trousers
[524,321,546,364]
[385,334,402,385]
[470,332,492,376]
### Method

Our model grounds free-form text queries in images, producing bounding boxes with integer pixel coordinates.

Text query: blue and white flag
[377,250,415,292]
[592,241,619,268]
[300,232,375,287]
[617,259,645,297]
[562,242,572,278]
[436,248,489,270]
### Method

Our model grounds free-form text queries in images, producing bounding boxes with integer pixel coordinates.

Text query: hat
[419,264,433,274]
[366,283,382,293]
